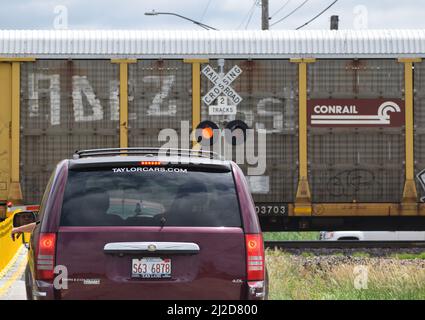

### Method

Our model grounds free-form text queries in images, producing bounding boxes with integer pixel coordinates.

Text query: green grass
[263,232,319,241]
[300,251,314,258]
[391,252,425,260]
[266,249,425,300]
[351,252,371,258]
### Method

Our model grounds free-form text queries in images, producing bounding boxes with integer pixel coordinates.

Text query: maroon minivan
[22,148,267,300]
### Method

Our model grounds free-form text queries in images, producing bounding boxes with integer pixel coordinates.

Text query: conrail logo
[308,99,405,127]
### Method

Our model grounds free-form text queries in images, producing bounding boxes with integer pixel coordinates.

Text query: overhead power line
[295,0,339,30]
[245,3,257,29]
[270,0,310,27]
[200,0,213,23]
[270,0,291,19]
[237,0,257,29]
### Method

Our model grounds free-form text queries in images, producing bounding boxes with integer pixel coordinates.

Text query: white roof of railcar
[0,30,424,59]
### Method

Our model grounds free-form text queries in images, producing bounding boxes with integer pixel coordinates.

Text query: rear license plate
[131,258,171,279]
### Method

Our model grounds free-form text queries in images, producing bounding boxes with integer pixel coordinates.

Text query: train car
[0,29,425,230]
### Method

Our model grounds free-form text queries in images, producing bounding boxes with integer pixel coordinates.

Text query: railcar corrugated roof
[0,29,424,59]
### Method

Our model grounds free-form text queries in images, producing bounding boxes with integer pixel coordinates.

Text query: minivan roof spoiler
[73,148,223,160]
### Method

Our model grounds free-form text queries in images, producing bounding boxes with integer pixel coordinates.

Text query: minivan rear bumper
[246,281,267,300]
[33,282,267,300]
[32,280,55,300]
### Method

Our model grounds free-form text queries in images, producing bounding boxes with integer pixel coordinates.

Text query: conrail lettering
[313,105,359,114]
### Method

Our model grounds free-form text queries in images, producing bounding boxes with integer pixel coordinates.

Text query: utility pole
[261,0,269,30]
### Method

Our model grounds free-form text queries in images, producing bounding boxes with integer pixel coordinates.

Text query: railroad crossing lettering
[202,65,243,106]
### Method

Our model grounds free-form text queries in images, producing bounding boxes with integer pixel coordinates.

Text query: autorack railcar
[0,29,425,230]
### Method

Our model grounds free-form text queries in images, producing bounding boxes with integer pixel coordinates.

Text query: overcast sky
[0,0,423,30]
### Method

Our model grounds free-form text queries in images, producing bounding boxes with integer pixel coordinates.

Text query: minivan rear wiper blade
[160,216,166,228]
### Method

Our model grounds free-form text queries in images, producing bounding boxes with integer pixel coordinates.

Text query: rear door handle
[104,242,200,254]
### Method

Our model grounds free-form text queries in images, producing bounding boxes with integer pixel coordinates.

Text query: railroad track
[265,240,425,249]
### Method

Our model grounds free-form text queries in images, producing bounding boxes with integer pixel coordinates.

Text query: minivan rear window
[60,166,241,227]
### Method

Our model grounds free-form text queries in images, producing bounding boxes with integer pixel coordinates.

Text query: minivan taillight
[245,234,265,281]
[36,233,56,281]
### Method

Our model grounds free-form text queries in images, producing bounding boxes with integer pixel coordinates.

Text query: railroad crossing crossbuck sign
[202,64,243,113]
[417,169,425,202]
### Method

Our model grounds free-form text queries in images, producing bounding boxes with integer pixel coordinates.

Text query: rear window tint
[60,166,241,227]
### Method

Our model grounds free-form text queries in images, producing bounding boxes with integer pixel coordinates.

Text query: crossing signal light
[225,120,249,145]
[196,120,249,146]
[202,127,214,140]
[196,120,219,146]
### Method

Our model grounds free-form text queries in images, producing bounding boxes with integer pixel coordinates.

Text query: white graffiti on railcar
[27,72,293,134]
[142,75,177,116]
[28,73,178,125]
[72,76,104,122]
[28,73,61,125]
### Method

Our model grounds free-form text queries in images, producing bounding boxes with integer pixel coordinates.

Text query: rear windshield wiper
[160,216,166,228]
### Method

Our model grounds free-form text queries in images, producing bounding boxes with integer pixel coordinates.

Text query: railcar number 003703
[255,203,288,216]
